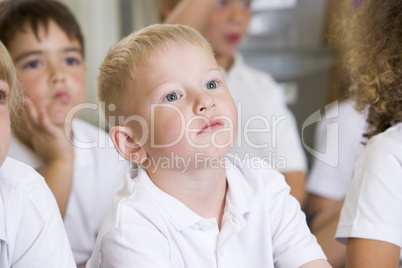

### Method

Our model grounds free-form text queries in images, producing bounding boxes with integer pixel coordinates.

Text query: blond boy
[158,0,308,204]
[87,24,329,268]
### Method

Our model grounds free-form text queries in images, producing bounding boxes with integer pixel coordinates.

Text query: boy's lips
[226,34,241,44]
[54,91,71,103]
[197,118,224,135]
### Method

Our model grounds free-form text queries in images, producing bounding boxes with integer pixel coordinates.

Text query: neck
[145,158,228,228]
[215,54,234,72]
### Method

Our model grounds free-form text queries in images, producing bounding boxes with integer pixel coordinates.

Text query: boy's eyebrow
[14,48,83,63]
[14,51,43,63]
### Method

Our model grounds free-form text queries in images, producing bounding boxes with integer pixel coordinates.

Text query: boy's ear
[110,126,147,164]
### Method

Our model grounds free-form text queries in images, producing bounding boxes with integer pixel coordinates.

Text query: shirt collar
[133,156,250,231]
[221,51,243,80]
[136,168,203,231]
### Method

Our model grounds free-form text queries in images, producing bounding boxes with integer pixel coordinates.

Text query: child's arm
[162,0,216,34]
[16,98,74,218]
[283,171,306,205]
[345,238,400,268]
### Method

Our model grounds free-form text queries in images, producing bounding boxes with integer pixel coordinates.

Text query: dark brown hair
[0,0,84,52]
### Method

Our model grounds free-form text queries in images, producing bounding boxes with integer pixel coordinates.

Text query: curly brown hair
[344,0,402,139]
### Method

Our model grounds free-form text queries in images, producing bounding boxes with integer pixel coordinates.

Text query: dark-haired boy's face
[8,20,86,126]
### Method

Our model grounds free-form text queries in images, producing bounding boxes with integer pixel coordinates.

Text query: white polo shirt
[336,123,402,266]
[307,100,367,200]
[87,155,325,268]
[224,52,307,173]
[7,118,129,266]
[0,157,75,268]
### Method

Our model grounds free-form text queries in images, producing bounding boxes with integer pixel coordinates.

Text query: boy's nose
[228,3,249,23]
[48,63,66,84]
[195,92,216,114]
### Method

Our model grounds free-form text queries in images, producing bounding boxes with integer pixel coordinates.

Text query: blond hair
[98,24,213,127]
[0,41,22,127]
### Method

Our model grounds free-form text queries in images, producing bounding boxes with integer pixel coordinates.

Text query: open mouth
[197,119,224,135]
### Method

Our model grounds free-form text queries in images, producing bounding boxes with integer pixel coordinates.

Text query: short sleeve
[12,179,76,268]
[307,100,366,200]
[336,134,402,247]
[269,177,327,267]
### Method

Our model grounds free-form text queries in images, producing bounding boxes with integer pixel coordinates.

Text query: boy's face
[8,20,86,127]
[0,79,10,166]
[204,0,251,59]
[130,41,238,165]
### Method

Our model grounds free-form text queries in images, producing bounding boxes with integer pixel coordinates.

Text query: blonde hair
[98,24,213,127]
[0,41,22,127]
[343,0,402,139]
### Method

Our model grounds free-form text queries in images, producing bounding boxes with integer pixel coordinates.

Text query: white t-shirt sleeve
[336,130,402,248]
[12,184,75,268]
[268,175,327,267]
[1,158,75,268]
[307,100,366,200]
[269,89,307,173]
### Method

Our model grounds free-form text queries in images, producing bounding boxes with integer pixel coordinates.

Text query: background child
[304,1,369,266]
[305,99,367,267]
[0,41,75,268]
[87,23,330,268]
[334,0,402,266]
[157,0,307,205]
[0,0,128,266]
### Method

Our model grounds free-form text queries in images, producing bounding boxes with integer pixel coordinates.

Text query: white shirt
[7,118,129,266]
[307,100,367,200]
[87,154,326,268]
[224,52,307,173]
[336,123,402,266]
[0,157,75,268]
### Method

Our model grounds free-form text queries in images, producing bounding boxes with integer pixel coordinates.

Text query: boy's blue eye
[163,92,182,102]
[242,1,251,9]
[24,60,41,69]
[217,0,228,7]
[205,81,218,90]
[65,57,80,66]
[217,0,251,8]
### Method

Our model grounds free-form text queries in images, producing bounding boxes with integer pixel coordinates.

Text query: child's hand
[19,98,75,164]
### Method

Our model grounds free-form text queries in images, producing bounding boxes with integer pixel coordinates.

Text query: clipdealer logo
[302,101,339,167]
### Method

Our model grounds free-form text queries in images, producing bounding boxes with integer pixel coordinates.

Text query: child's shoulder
[231,52,277,83]
[0,157,54,207]
[225,154,288,197]
[0,156,44,186]
[72,118,108,141]
[367,122,402,152]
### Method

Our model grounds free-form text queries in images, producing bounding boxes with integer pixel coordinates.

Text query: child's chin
[50,114,70,128]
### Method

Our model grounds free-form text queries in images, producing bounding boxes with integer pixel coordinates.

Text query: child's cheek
[151,106,186,148]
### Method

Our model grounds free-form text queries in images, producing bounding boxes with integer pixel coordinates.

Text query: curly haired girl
[335,0,402,267]
[345,0,402,139]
